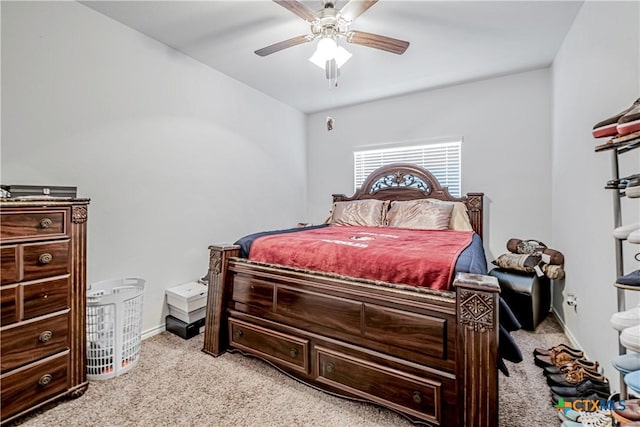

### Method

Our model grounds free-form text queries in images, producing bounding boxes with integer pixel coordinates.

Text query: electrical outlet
[566,293,578,312]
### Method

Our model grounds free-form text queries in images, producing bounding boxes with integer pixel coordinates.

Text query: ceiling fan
[255,0,410,79]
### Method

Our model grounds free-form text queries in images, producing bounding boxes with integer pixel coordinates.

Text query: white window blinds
[354,140,462,196]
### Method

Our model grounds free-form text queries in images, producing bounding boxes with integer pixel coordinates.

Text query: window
[354,139,462,196]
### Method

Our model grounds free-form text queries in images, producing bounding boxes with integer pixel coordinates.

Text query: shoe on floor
[562,409,613,427]
[618,99,640,136]
[535,349,583,368]
[612,353,640,375]
[613,223,640,240]
[593,99,639,138]
[613,398,640,423]
[552,390,610,405]
[545,359,599,376]
[617,271,640,287]
[558,409,584,423]
[547,366,607,387]
[610,305,640,331]
[551,378,611,397]
[626,370,640,395]
[621,325,640,353]
[534,343,583,358]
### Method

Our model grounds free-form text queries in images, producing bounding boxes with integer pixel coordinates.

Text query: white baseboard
[142,324,165,340]
[551,308,585,355]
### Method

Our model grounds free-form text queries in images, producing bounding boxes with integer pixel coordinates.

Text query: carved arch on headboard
[332,163,484,238]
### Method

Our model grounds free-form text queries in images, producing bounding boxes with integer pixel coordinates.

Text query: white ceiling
[81,1,583,113]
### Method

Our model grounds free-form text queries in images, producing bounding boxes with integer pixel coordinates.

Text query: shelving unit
[596,129,640,400]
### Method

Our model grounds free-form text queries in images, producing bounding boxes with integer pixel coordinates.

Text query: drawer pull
[38,374,53,386]
[39,218,53,229]
[325,363,335,374]
[235,329,244,338]
[39,330,53,343]
[412,391,423,404]
[289,348,299,358]
[38,253,53,264]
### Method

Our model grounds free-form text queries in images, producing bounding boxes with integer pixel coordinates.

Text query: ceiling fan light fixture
[309,39,352,69]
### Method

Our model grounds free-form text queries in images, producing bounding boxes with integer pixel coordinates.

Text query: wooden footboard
[203,246,500,427]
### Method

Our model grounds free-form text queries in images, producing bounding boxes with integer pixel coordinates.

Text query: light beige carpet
[14,316,568,427]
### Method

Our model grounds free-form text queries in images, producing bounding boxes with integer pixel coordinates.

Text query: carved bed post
[454,273,500,427]
[202,244,240,357]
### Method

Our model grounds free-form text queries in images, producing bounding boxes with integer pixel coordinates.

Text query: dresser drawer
[0,211,67,243]
[0,351,69,421]
[1,245,20,285]
[1,312,69,373]
[22,241,69,281]
[229,319,309,373]
[1,285,19,326]
[315,347,443,425]
[23,277,70,320]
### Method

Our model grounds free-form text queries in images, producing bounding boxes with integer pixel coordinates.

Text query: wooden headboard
[332,163,484,238]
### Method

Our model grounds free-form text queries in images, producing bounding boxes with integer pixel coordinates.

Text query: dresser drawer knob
[235,329,244,338]
[412,391,423,404]
[39,330,53,343]
[38,253,53,264]
[38,374,53,386]
[289,348,299,358]
[39,218,53,229]
[325,362,335,374]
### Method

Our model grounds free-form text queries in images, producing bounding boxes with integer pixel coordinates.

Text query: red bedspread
[249,226,474,291]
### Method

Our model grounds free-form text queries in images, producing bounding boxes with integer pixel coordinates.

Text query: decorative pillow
[328,199,389,226]
[427,200,474,231]
[386,199,454,230]
[492,253,542,273]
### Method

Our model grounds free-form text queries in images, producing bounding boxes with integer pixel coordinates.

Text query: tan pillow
[329,199,389,226]
[386,199,454,230]
[444,201,474,231]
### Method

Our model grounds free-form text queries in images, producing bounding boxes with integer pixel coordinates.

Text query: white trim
[550,309,585,356]
[354,135,464,151]
[141,324,165,341]
[353,138,462,196]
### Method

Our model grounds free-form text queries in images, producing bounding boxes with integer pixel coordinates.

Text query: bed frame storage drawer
[229,319,309,374]
[0,351,69,421]
[314,346,443,425]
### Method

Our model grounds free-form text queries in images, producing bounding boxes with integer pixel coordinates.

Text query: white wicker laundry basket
[86,278,145,380]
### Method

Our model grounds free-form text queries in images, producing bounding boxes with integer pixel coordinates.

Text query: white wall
[306,69,552,261]
[1,2,306,335]
[551,1,640,390]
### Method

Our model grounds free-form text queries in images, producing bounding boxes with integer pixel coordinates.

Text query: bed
[202,163,500,426]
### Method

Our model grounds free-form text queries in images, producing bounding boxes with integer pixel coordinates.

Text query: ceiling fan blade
[255,35,313,57]
[346,30,409,55]
[273,0,317,22]
[339,0,378,22]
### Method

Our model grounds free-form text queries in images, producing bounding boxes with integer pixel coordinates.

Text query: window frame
[353,137,462,196]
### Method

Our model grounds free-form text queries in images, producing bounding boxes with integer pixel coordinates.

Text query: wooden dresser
[0,199,90,424]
